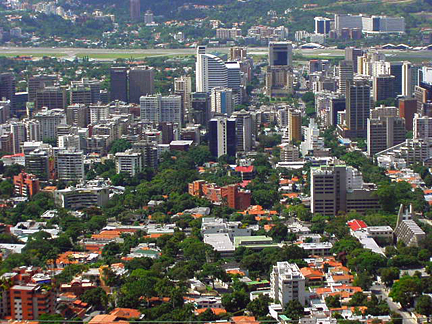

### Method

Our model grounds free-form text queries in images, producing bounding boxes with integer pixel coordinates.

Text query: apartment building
[270,262,306,307]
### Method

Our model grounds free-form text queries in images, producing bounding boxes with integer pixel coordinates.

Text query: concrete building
[35,86,67,110]
[140,94,182,124]
[269,42,293,67]
[129,66,154,104]
[311,164,379,215]
[130,0,140,21]
[265,66,294,98]
[0,73,15,111]
[28,75,57,103]
[174,75,192,124]
[208,117,236,158]
[196,46,228,93]
[56,149,84,181]
[338,60,354,95]
[13,172,40,198]
[110,67,128,102]
[210,87,233,116]
[373,75,395,101]
[10,284,55,320]
[280,143,301,162]
[55,185,110,209]
[367,106,406,156]
[90,104,110,124]
[66,104,90,128]
[288,109,302,142]
[345,48,363,73]
[270,262,306,307]
[115,150,143,176]
[232,110,252,152]
[34,108,66,141]
[413,113,432,139]
[344,80,371,138]
[216,28,242,40]
[394,204,425,247]
[314,17,331,35]
[399,97,417,131]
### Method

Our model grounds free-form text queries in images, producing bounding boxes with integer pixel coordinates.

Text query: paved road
[371,283,417,324]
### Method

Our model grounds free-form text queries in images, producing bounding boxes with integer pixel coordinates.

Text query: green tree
[325,295,341,308]
[246,294,272,317]
[81,287,108,310]
[415,295,432,316]
[222,290,250,313]
[283,299,304,320]
[379,267,400,287]
[109,139,132,154]
[389,276,422,308]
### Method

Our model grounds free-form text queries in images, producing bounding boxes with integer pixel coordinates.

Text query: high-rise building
[0,73,15,112]
[70,79,101,105]
[330,97,346,126]
[268,42,293,67]
[110,67,128,102]
[399,97,417,131]
[208,117,236,157]
[174,75,192,125]
[314,17,331,35]
[338,60,354,94]
[10,284,55,320]
[25,149,50,181]
[367,106,406,155]
[373,75,395,101]
[344,47,363,73]
[34,108,66,140]
[130,0,140,21]
[288,109,302,142]
[140,94,182,124]
[144,10,154,25]
[129,66,154,104]
[56,149,84,181]
[66,104,90,128]
[390,61,403,95]
[270,262,306,307]
[35,86,67,110]
[402,61,413,97]
[13,172,40,197]
[229,47,247,61]
[28,75,56,102]
[232,110,252,152]
[413,113,432,139]
[335,14,363,34]
[190,92,210,126]
[345,80,371,138]
[10,121,26,154]
[265,66,294,98]
[210,87,234,116]
[89,105,110,124]
[196,46,228,93]
[115,150,143,176]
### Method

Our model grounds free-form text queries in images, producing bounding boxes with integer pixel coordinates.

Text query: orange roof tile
[110,308,141,319]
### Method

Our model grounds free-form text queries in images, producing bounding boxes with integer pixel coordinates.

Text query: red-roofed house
[232,166,256,180]
[347,219,367,231]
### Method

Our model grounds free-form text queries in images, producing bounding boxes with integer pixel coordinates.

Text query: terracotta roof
[195,308,227,316]
[89,314,128,324]
[110,308,141,319]
[347,219,367,231]
[235,166,254,173]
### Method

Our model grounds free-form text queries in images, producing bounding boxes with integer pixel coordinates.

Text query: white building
[115,150,143,177]
[90,105,110,124]
[56,149,84,181]
[270,261,306,307]
[196,46,228,93]
[413,113,432,139]
[34,108,66,140]
[210,87,234,116]
[140,94,182,124]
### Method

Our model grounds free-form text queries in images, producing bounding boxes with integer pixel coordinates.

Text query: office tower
[314,17,331,35]
[66,104,90,128]
[413,114,432,139]
[115,150,143,176]
[190,92,210,126]
[110,67,128,102]
[399,97,417,131]
[265,66,294,98]
[10,122,26,154]
[34,108,66,140]
[144,10,154,25]
[346,80,371,138]
[70,79,101,105]
[390,61,403,95]
[226,61,242,91]
[57,149,85,181]
[129,66,154,104]
[338,60,354,94]
[174,75,192,125]
[229,47,247,61]
[373,75,395,101]
[10,284,55,320]
[158,122,176,144]
[288,109,302,142]
[210,87,234,116]
[344,47,363,73]
[0,73,15,112]
[90,104,110,124]
[130,0,140,21]
[268,42,293,66]
[140,94,182,124]
[402,61,413,97]
[367,106,406,155]
[28,75,56,102]
[330,97,346,126]
[208,117,236,158]
[34,86,67,111]
[232,110,252,152]
[270,262,306,307]
[25,149,50,181]
[335,14,363,34]
[196,46,228,93]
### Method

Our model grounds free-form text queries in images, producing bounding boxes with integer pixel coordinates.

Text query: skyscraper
[35,86,67,110]
[174,75,192,125]
[232,110,252,152]
[314,17,331,35]
[344,47,363,73]
[390,61,403,95]
[210,87,234,116]
[373,75,395,101]
[129,66,154,104]
[130,0,140,21]
[268,42,293,67]
[338,60,354,95]
[0,73,15,112]
[346,80,371,138]
[140,94,182,124]
[208,117,236,158]
[110,67,128,102]
[196,46,228,93]
[28,75,56,102]
[288,109,302,142]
